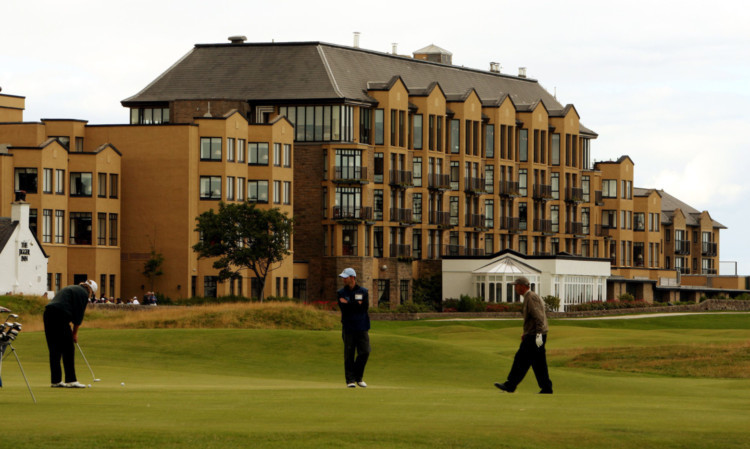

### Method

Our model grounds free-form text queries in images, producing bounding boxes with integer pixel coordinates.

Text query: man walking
[337,268,370,388]
[495,276,553,394]
[43,279,96,388]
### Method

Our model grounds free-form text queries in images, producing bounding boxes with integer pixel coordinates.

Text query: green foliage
[618,292,635,302]
[192,202,294,301]
[442,295,487,312]
[543,295,561,312]
[568,299,656,312]
[142,249,165,290]
[734,293,750,301]
[0,294,47,316]
[411,274,442,311]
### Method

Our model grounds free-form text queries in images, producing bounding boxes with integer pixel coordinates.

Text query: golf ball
[87,384,92,388]
[121,382,125,386]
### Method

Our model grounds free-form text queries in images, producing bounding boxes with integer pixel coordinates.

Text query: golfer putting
[337,268,370,388]
[43,279,96,388]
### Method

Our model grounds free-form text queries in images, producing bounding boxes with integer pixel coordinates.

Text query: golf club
[76,342,101,382]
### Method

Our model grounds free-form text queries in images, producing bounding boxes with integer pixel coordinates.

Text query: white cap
[338,268,356,278]
[84,279,98,294]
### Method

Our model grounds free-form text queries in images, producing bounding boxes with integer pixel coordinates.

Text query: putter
[76,343,101,382]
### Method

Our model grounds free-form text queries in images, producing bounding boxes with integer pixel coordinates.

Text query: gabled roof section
[0,217,17,253]
[93,143,122,156]
[473,255,540,275]
[658,189,726,229]
[408,81,446,98]
[122,41,567,115]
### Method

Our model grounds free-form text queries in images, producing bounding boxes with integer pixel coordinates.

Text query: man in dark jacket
[495,276,553,394]
[337,268,370,388]
[44,280,96,388]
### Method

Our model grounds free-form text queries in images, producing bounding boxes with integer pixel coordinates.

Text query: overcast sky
[2,0,749,274]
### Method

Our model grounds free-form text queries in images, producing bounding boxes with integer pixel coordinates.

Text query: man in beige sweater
[494,276,553,394]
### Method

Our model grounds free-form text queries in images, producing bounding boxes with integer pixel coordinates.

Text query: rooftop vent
[392,43,398,55]
[228,35,247,44]
[489,62,501,73]
[518,67,527,78]
[353,32,360,48]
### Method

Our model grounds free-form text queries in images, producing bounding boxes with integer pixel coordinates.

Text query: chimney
[11,191,29,231]
[518,67,527,78]
[490,62,500,73]
[392,43,398,55]
[228,35,247,44]
[353,32,360,48]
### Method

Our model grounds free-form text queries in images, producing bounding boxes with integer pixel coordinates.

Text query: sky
[2,0,749,274]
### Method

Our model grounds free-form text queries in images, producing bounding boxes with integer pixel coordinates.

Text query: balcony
[390,208,413,224]
[500,216,520,233]
[465,214,487,229]
[429,211,452,227]
[565,187,584,203]
[389,169,413,187]
[464,176,486,194]
[389,243,411,259]
[533,219,552,234]
[702,268,718,275]
[427,173,451,190]
[702,241,717,256]
[595,190,603,205]
[677,266,691,275]
[532,184,553,201]
[466,248,485,256]
[445,244,466,257]
[332,166,368,184]
[674,239,691,255]
[499,181,520,197]
[332,206,372,222]
[565,221,584,235]
[597,225,613,238]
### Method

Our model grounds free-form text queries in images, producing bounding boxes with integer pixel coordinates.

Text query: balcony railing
[389,243,411,259]
[674,239,691,255]
[464,176,486,194]
[466,248,485,256]
[500,216,520,233]
[533,219,552,234]
[390,208,413,223]
[702,242,717,256]
[465,214,487,229]
[427,174,451,190]
[389,169,413,187]
[333,166,368,182]
[445,244,465,257]
[499,181,520,197]
[702,268,717,275]
[565,187,584,203]
[565,221,583,235]
[429,211,452,227]
[532,184,553,200]
[595,190,603,205]
[677,266,691,274]
[332,206,372,221]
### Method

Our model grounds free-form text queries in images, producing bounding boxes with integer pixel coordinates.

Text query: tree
[143,249,165,292]
[192,202,293,302]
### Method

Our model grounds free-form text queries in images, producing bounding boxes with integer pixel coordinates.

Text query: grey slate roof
[0,218,17,253]
[633,188,726,229]
[123,41,573,116]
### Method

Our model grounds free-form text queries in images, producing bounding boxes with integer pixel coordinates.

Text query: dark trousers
[505,334,552,392]
[343,330,370,383]
[43,308,77,384]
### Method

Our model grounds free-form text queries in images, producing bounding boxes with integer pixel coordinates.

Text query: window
[227,138,235,162]
[374,152,384,183]
[109,174,118,198]
[413,114,423,149]
[450,196,459,226]
[130,107,170,124]
[519,202,527,231]
[248,142,269,165]
[237,139,246,163]
[335,149,362,180]
[485,124,495,158]
[42,209,52,243]
[273,143,282,166]
[227,176,235,200]
[602,179,617,198]
[98,173,107,197]
[52,136,70,150]
[485,234,494,255]
[519,169,528,197]
[450,119,460,153]
[582,208,590,235]
[200,137,222,161]
[43,169,53,194]
[342,225,358,256]
[69,212,92,245]
[485,199,494,228]
[29,209,37,237]
[413,157,422,187]
[248,180,269,203]
[374,109,384,145]
[551,205,559,233]
[70,172,93,197]
[485,165,494,194]
[109,214,118,246]
[55,169,65,194]
[400,279,409,304]
[237,177,245,201]
[450,161,460,190]
[199,176,222,200]
[283,181,291,205]
[413,193,422,223]
[98,212,107,245]
[437,116,444,151]
[279,105,353,142]
[360,108,372,144]
[551,173,559,200]
[293,279,307,301]
[15,168,38,194]
[377,279,390,306]
[602,210,617,228]
[54,210,64,243]
[582,176,590,202]
[634,213,645,231]
[519,129,528,162]
[334,187,361,218]
[551,134,560,165]
[273,180,281,204]
[374,189,383,221]
[204,276,218,298]
[390,110,397,146]
[283,144,292,167]
[399,110,406,147]
[374,227,383,258]
[621,180,632,199]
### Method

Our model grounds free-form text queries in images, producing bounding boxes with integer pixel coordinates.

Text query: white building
[0,192,48,296]
[442,250,611,311]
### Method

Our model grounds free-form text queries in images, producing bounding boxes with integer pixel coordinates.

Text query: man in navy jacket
[337,268,370,388]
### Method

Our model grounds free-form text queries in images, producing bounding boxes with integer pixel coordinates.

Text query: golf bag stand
[0,343,37,403]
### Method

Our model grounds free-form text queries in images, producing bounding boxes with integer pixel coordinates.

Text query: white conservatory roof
[472,256,540,275]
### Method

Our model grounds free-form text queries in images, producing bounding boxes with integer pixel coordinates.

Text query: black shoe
[494,382,515,393]
[539,390,553,394]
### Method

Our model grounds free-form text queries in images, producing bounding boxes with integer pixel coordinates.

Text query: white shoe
[356,381,367,388]
[346,382,356,388]
[65,381,87,388]
[51,382,66,388]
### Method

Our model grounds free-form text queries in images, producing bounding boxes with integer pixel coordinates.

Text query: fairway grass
[1,315,749,448]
